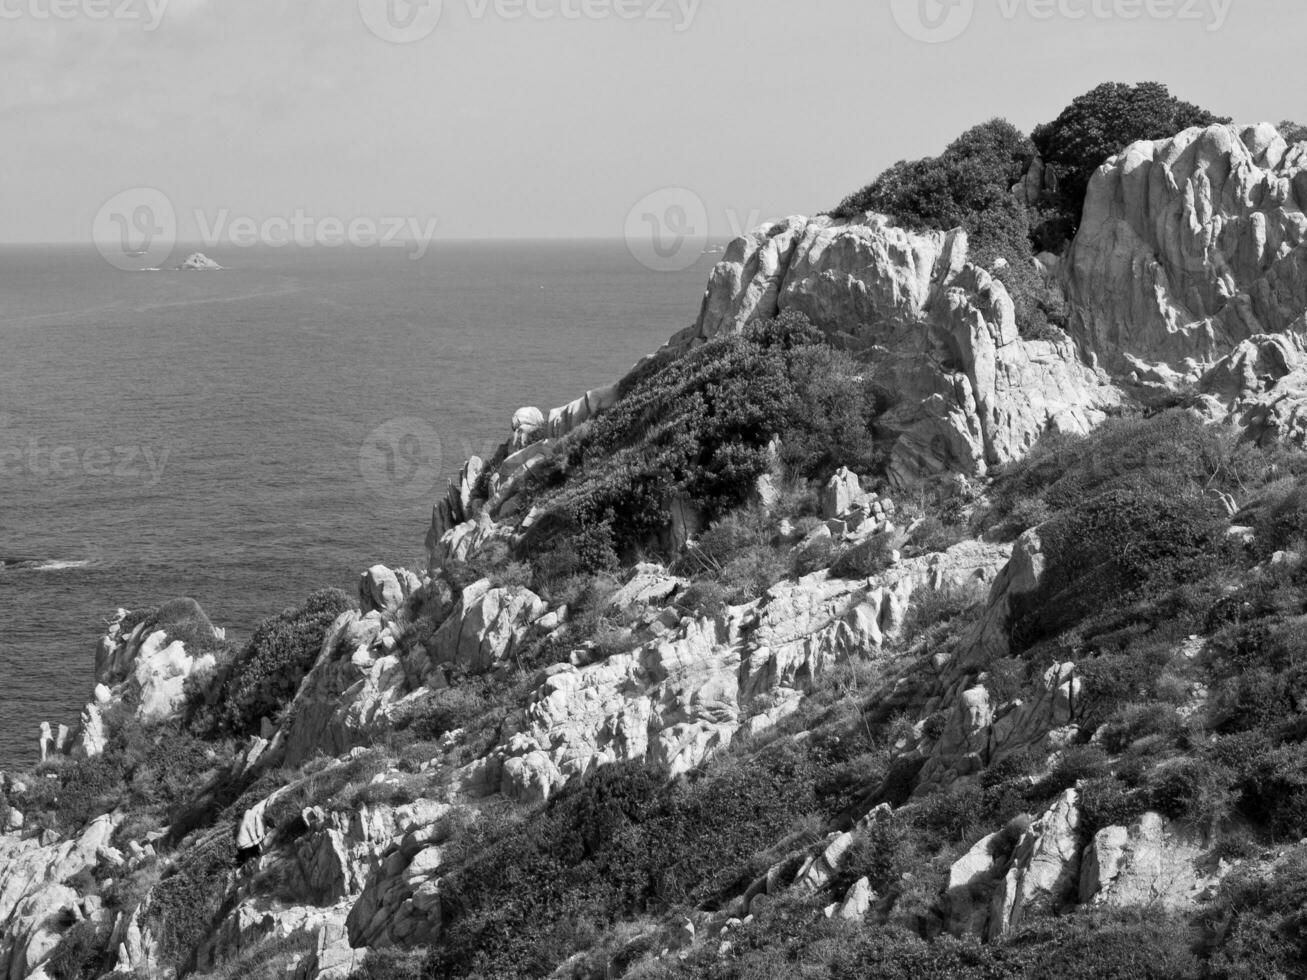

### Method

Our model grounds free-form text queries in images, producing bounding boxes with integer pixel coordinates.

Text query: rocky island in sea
[176,253,223,272]
[6,84,1307,979]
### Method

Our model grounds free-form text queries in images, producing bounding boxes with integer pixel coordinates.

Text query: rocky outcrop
[460,540,1011,805]
[687,214,1118,487]
[427,580,548,674]
[987,788,1081,939]
[1080,810,1226,909]
[1065,123,1307,375]
[177,252,223,271]
[281,611,405,767]
[0,814,122,979]
[1198,333,1307,448]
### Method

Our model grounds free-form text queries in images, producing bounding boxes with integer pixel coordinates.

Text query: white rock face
[988,789,1081,939]
[1065,123,1307,374]
[687,214,1118,487]
[428,579,548,674]
[460,541,1011,805]
[0,814,122,978]
[1080,811,1226,909]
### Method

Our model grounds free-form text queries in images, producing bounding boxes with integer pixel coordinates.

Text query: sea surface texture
[0,241,715,769]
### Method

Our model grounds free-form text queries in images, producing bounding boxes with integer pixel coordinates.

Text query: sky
[1,0,1303,244]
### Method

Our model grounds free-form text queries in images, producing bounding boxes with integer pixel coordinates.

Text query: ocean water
[0,241,719,770]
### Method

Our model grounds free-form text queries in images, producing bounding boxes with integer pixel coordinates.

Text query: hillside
[6,83,1307,980]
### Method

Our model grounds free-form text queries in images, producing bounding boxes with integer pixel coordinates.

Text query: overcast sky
[1,0,1301,243]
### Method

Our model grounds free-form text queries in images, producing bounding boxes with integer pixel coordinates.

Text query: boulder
[359,565,405,616]
[821,467,865,519]
[511,407,546,448]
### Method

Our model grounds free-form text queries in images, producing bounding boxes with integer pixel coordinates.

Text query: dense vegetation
[522,311,877,578]
[23,80,1307,980]
[187,587,356,737]
[1031,82,1229,246]
[829,82,1227,336]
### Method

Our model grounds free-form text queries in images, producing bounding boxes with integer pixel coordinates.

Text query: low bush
[523,312,876,568]
[46,919,113,980]
[427,742,834,980]
[143,827,237,974]
[200,588,356,737]
[348,949,428,980]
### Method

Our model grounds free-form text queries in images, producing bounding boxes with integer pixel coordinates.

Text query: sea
[0,241,721,770]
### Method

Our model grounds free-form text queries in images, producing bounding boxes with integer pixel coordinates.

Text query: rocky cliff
[5,122,1307,980]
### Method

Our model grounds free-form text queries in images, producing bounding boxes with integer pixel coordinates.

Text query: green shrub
[428,744,828,980]
[46,919,113,980]
[143,828,237,973]
[832,118,1033,256]
[191,934,317,980]
[1208,849,1307,980]
[206,588,355,736]
[1008,486,1227,657]
[1254,484,1307,559]
[1079,777,1147,835]
[348,949,428,980]
[1031,82,1227,245]
[1145,757,1233,828]
[524,312,875,565]
[829,533,898,580]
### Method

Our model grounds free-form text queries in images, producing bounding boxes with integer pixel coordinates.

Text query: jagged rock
[690,214,1118,487]
[430,512,511,568]
[1199,333,1307,449]
[359,565,405,616]
[177,251,223,271]
[429,579,548,674]
[946,831,1005,937]
[988,789,1080,940]
[1080,811,1226,909]
[281,612,400,767]
[834,877,874,920]
[511,407,546,448]
[0,814,122,978]
[469,542,1009,804]
[1065,123,1307,375]
[546,384,620,439]
[426,457,486,565]
[605,563,687,611]
[821,467,865,519]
